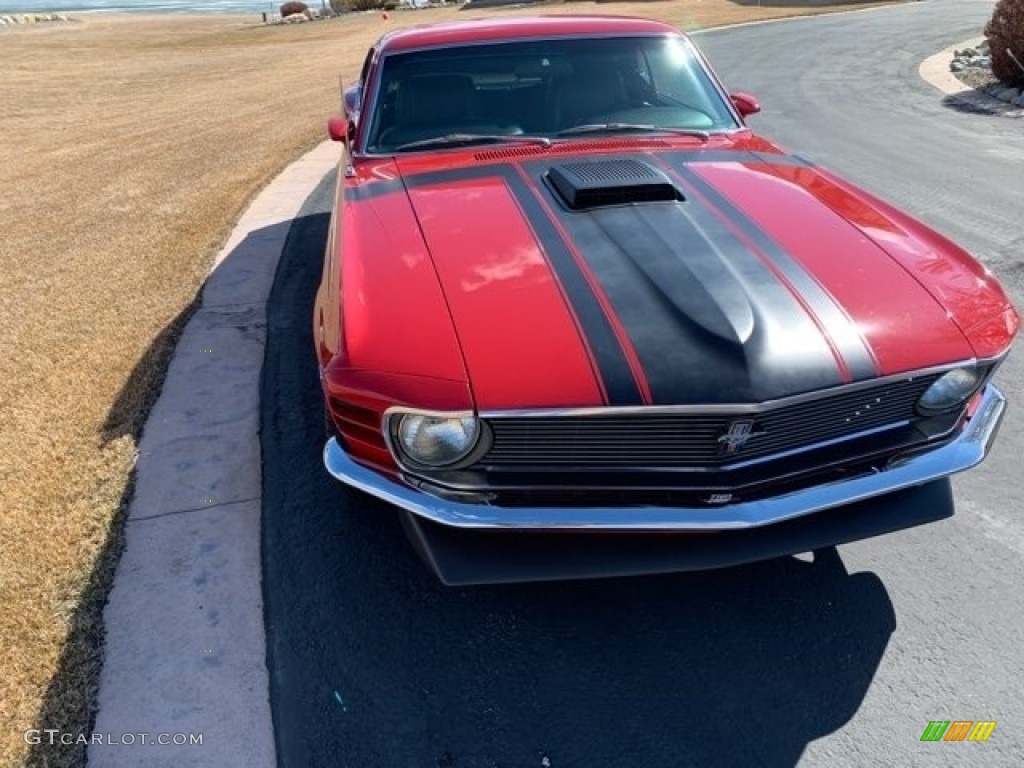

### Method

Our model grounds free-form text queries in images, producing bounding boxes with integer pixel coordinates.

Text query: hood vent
[474,138,671,162]
[547,158,681,210]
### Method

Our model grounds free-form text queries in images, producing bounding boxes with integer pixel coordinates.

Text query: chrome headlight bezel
[385,409,488,470]
[916,366,985,415]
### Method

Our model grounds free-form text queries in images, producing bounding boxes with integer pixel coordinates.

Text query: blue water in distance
[0,0,328,13]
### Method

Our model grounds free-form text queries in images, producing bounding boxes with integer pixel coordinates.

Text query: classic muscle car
[314,16,1019,584]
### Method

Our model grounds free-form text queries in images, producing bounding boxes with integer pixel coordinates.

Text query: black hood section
[595,204,756,349]
[576,202,843,403]
[399,156,877,407]
[546,158,681,209]
[526,159,850,405]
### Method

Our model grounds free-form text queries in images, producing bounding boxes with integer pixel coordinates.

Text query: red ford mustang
[314,16,1018,584]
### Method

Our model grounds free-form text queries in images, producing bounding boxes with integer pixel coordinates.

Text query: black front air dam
[399,480,954,586]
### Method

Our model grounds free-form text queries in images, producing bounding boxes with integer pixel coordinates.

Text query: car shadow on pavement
[261,202,898,768]
[26,304,203,767]
[27,215,293,767]
[100,299,200,445]
[939,90,1022,117]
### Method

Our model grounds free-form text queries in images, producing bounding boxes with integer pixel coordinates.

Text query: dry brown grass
[0,2,903,765]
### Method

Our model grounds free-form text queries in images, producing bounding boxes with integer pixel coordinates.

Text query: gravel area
[950,39,1024,108]
[955,67,998,90]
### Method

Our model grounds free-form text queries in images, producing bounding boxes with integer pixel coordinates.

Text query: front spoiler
[322,384,1005,532]
[399,479,954,585]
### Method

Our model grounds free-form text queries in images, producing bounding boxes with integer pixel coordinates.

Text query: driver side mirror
[326,115,349,142]
[343,84,362,124]
[328,84,362,143]
[730,92,760,118]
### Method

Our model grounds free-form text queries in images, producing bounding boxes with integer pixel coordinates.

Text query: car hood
[395,148,989,410]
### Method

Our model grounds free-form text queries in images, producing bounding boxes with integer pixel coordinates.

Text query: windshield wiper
[394,133,552,151]
[556,123,710,141]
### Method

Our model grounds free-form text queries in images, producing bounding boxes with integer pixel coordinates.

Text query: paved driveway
[262,1,1024,765]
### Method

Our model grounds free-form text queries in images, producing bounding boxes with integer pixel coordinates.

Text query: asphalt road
[261,2,1024,765]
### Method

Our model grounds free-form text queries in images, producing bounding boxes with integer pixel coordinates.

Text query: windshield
[363,35,740,153]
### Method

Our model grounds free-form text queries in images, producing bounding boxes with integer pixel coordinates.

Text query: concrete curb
[89,140,338,767]
[918,36,985,96]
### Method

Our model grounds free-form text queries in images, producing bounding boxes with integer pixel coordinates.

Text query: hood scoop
[546,158,681,210]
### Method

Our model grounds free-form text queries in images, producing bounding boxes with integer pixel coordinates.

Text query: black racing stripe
[403,163,645,406]
[403,165,506,189]
[520,156,848,405]
[346,166,511,201]
[343,177,405,201]
[345,151,811,203]
[665,161,878,380]
[502,171,645,405]
[661,150,813,167]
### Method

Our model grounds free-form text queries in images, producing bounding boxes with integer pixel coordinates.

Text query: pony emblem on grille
[717,420,767,455]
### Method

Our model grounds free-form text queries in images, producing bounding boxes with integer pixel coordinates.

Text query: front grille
[481,374,943,469]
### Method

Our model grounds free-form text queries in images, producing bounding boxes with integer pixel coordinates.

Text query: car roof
[377,15,683,52]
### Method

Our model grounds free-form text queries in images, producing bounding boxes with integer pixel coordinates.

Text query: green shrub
[986,0,1024,86]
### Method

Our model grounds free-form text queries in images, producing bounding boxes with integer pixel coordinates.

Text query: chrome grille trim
[480,372,947,469]
[322,386,1008,530]
[479,361,976,419]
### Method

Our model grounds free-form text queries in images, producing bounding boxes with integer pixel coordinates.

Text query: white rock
[950,61,966,72]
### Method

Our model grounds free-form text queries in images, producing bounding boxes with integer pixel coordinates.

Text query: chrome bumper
[323,385,1006,531]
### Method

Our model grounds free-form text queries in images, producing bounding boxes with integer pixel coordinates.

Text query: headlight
[917,367,983,414]
[395,413,480,467]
